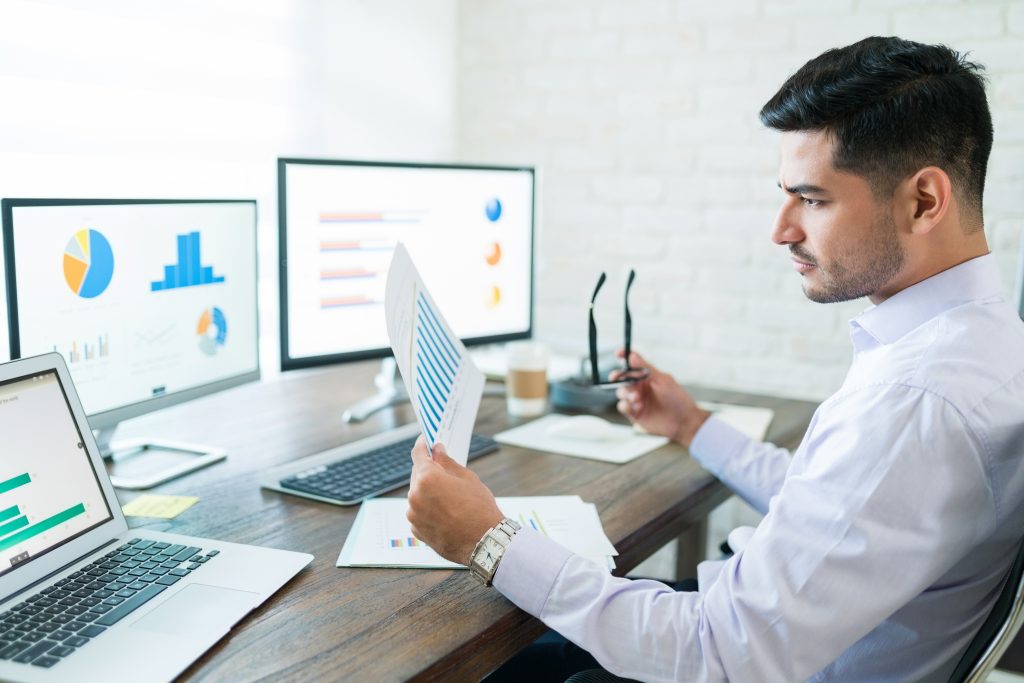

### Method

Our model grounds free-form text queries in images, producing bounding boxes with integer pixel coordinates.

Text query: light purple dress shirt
[494,254,1024,682]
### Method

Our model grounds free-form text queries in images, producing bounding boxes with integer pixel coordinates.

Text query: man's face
[772,131,906,304]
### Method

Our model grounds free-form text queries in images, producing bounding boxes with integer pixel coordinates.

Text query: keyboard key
[52,630,75,640]
[32,655,60,667]
[78,625,106,638]
[159,544,186,557]
[0,641,30,660]
[103,596,126,606]
[94,585,166,627]
[64,635,89,647]
[188,562,201,570]
[114,589,137,599]
[94,589,115,599]
[128,581,150,591]
[21,632,45,642]
[205,550,220,557]
[171,546,201,562]
[169,568,190,577]
[141,561,160,570]
[152,542,170,550]
[51,615,74,624]
[88,604,113,614]
[13,639,56,663]
[35,623,59,633]
[49,645,75,657]
[155,575,180,586]
[133,539,155,550]
[160,561,179,569]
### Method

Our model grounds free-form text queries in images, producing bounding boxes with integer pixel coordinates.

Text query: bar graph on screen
[150,231,225,291]
[385,243,484,465]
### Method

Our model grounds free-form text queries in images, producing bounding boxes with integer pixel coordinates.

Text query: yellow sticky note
[122,494,199,519]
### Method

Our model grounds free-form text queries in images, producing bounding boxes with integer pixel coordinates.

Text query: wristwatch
[468,518,521,586]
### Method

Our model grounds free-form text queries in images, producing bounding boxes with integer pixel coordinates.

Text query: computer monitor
[278,158,534,420]
[2,198,259,485]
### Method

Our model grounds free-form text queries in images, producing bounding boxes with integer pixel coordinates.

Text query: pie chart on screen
[63,229,114,298]
[197,307,227,356]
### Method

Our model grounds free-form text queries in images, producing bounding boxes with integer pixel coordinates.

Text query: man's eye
[801,197,823,207]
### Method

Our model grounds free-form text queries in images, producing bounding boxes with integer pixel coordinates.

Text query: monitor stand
[93,425,227,490]
[342,358,409,423]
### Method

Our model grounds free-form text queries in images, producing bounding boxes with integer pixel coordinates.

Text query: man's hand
[407,437,504,565]
[611,350,710,448]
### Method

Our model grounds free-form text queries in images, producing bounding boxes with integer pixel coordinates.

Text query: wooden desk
[112,362,817,682]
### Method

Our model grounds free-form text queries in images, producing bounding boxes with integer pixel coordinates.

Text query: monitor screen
[0,369,113,577]
[279,159,534,370]
[3,199,259,425]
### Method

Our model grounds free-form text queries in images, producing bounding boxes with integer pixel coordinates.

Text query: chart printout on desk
[384,243,484,465]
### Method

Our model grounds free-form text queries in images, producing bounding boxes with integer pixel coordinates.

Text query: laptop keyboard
[0,538,218,668]
[279,433,499,505]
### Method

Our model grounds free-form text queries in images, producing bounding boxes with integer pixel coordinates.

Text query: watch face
[477,536,503,573]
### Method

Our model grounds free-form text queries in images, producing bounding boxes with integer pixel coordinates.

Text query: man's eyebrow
[777,181,829,195]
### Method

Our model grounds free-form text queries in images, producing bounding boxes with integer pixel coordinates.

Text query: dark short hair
[760,36,993,219]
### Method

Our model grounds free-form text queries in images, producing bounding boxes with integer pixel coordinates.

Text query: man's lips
[791,258,816,273]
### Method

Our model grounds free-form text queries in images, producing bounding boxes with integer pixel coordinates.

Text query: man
[406,36,1024,682]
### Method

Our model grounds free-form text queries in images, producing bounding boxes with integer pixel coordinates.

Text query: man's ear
[900,166,952,235]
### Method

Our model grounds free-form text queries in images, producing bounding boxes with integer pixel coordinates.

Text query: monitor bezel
[277,157,536,372]
[1,198,261,429]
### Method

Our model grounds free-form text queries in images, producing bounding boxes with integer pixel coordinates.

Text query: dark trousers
[485,577,698,683]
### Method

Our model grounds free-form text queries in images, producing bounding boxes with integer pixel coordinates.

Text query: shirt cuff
[492,527,573,617]
[688,415,753,473]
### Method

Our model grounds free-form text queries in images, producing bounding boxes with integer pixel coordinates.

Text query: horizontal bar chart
[0,503,87,553]
[0,505,21,523]
[0,473,31,495]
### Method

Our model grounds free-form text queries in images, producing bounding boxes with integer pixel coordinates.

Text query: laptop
[0,353,313,682]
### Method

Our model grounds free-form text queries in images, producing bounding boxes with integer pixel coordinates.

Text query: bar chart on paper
[385,243,484,465]
[414,292,463,449]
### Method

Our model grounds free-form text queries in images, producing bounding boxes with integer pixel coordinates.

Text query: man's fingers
[410,435,434,466]
[430,442,461,469]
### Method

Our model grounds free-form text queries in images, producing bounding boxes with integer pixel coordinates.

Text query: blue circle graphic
[485,198,502,222]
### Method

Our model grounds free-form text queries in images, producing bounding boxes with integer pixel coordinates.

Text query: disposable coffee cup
[506,342,548,417]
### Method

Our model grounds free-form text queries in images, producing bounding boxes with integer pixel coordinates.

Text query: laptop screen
[0,369,113,578]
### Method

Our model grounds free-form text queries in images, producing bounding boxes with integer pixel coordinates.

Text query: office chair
[948,537,1024,682]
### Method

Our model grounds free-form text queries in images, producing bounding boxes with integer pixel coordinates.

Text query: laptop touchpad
[133,583,261,639]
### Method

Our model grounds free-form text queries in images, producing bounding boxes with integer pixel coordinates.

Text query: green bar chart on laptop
[0,472,87,552]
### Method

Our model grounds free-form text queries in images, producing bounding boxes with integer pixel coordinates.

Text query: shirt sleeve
[689,415,795,514]
[494,384,993,682]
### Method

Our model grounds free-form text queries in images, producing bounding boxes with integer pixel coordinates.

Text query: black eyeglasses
[588,269,650,387]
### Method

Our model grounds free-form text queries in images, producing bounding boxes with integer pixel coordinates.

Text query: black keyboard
[279,433,499,505]
[0,538,217,669]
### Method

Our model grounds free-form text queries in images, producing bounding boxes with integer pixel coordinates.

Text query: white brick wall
[457,0,1024,403]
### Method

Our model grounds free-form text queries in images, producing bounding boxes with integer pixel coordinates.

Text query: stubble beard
[798,211,906,304]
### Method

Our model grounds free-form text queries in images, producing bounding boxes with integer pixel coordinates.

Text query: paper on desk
[494,414,669,464]
[337,496,617,570]
[121,494,198,519]
[695,401,774,441]
[385,243,484,465]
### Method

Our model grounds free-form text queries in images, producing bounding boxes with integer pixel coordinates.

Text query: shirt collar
[847,253,1004,352]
